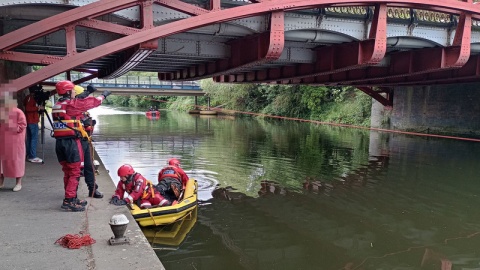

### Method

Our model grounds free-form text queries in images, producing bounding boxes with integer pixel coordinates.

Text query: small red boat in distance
[146,110,160,120]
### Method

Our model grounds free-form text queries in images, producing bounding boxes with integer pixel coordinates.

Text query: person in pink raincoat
[0,92,27,192]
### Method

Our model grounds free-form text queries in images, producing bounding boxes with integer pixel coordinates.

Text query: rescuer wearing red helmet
[156,158,189,205]
[110,164,169,208]
[52,80,111,211]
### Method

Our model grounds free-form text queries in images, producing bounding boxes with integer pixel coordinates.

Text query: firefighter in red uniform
[111,164,169,209]
[52,80,110,211]
[156,158,189,206]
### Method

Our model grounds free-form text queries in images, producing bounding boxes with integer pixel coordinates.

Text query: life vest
[141,180,155,200]
[159,166,182,181]
[84,125,93,136]
[80,112,95,136]
[52,101,89,139]
[123,173,156,203]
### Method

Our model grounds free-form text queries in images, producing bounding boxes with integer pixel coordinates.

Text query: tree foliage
[103,75,372,126]
[201,79,253,110]
[198,80,372,126]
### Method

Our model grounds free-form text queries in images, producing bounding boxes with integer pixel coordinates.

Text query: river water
[89,106,480,270]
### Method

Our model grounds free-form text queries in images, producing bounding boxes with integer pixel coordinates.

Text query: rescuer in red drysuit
[74,85,103,199]
[52,80,110,212]
[111,164,169,209]
[156,158,189,205]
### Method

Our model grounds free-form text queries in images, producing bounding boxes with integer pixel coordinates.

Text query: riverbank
[0,134,164,270]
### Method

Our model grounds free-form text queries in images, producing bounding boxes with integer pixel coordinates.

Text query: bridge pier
[370,93,392,129]
[371,83,480,137]
[199,96,217,115]
[188,96,201,114]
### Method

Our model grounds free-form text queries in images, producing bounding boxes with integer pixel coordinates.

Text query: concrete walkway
[0,134,164,270]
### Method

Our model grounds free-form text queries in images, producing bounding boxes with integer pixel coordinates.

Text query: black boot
[75,197,88,206]
[61,198,85,212]
[89,189,104,198]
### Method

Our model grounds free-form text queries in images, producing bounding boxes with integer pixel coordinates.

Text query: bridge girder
[1,0,480,107]
[213,3,389,83]
[239,10,472,86]
[159,10,285,81]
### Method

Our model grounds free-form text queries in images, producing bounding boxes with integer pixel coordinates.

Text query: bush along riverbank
[103,79,372,127]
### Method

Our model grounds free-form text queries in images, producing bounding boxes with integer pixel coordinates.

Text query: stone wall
[370,93,392,129]
[386,84,480,136]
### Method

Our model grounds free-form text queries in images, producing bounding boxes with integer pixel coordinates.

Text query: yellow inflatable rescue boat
[130,178,198,227]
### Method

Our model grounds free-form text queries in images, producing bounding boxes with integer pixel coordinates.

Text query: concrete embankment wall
[0,133,164,270]
[371,83,480,137]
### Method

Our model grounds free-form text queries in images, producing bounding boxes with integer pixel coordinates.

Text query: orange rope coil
[55,233,96,249]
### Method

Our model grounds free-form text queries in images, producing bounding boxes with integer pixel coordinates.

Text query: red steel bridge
[1,0,480,106]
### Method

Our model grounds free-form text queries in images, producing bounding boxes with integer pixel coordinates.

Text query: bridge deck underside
[1,0,480,104]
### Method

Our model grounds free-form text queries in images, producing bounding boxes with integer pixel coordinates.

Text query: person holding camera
[23,87,44,163]
[74,85,103,199]
[52,80,111,212]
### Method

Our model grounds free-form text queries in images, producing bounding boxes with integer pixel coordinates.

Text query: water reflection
[191,178,480,270]
[144,206,198,251]
[302,155,389,195]
[90,106,480,270]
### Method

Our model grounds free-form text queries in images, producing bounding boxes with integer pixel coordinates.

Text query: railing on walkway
[46,74,202,90]
[224,2,480,27]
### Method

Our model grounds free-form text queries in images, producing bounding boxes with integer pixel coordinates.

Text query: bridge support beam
[375,83,480,136]
[306,11,472,86]
[160,11,285,81]
[214,3,387,83]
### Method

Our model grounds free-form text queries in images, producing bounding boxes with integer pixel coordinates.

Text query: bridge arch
[386,36,440,49]
[1,0,480,94]
[286,29,358,43]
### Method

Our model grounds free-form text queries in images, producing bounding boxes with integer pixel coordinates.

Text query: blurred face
[0,93,16,122]
[120,176,128,182]
[1,92,15,109]
[67,90,74,99]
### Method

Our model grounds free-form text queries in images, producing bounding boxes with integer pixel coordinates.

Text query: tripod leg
[40,109,55,164]
[41,113,45,164]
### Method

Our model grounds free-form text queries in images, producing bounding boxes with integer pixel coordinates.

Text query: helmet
[168,158,181,167]
[74,85,84,96]
[118,164,135,177]
[29,84,42,93]
[55,80,75,95]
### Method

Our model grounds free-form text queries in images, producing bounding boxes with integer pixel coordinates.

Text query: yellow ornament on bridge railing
[321,5,462,26]
[386,7,411,21]
[472,19,480,28]
[415,9,452,24]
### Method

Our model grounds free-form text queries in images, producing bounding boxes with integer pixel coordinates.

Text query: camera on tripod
[30,84,51,107]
